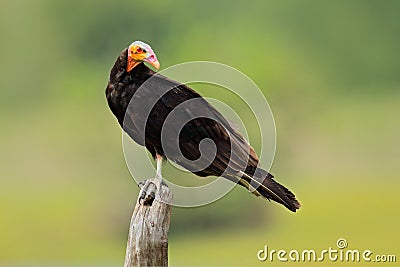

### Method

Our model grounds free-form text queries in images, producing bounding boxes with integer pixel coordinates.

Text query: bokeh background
[1,0,399,266]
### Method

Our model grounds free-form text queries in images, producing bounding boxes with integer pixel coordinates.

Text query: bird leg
[138,155,165,206]
[155,154,164,191]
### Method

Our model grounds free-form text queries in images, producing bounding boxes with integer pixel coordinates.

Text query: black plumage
[106,48,300,212]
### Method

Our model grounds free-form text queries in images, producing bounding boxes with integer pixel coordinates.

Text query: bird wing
[144,74,260,177]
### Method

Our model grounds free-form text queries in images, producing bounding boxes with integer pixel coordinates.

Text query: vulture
[105,41,300,212]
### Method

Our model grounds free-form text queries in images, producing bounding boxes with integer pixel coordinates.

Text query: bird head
[127,41,160,72]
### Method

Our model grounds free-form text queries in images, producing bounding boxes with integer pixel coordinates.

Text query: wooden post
[124,178,173,267]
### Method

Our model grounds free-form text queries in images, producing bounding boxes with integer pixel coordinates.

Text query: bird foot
[138,178,167,206]
[138,179,156,206]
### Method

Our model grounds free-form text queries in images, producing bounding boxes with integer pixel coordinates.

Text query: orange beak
[126,54,160,72]
[148,59,160,70]
[144,55,160,70]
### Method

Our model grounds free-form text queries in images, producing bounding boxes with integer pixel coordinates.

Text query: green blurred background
[1,0,399,266]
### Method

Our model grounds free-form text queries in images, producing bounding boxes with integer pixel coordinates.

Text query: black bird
[106,41,300,212]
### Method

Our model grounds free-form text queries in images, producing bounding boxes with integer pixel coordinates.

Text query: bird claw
[138,176,168,206]
[138,179,157,206]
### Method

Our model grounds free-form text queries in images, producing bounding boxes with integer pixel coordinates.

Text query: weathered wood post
[124,178,173,267]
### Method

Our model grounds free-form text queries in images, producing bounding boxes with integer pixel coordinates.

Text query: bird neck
[128,60,142,72]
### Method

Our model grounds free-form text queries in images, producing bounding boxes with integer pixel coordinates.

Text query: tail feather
[239,167,301,212]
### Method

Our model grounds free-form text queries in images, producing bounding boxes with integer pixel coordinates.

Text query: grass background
[1,0,399,266]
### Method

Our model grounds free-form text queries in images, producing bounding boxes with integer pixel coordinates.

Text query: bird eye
[136,47,143,53]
